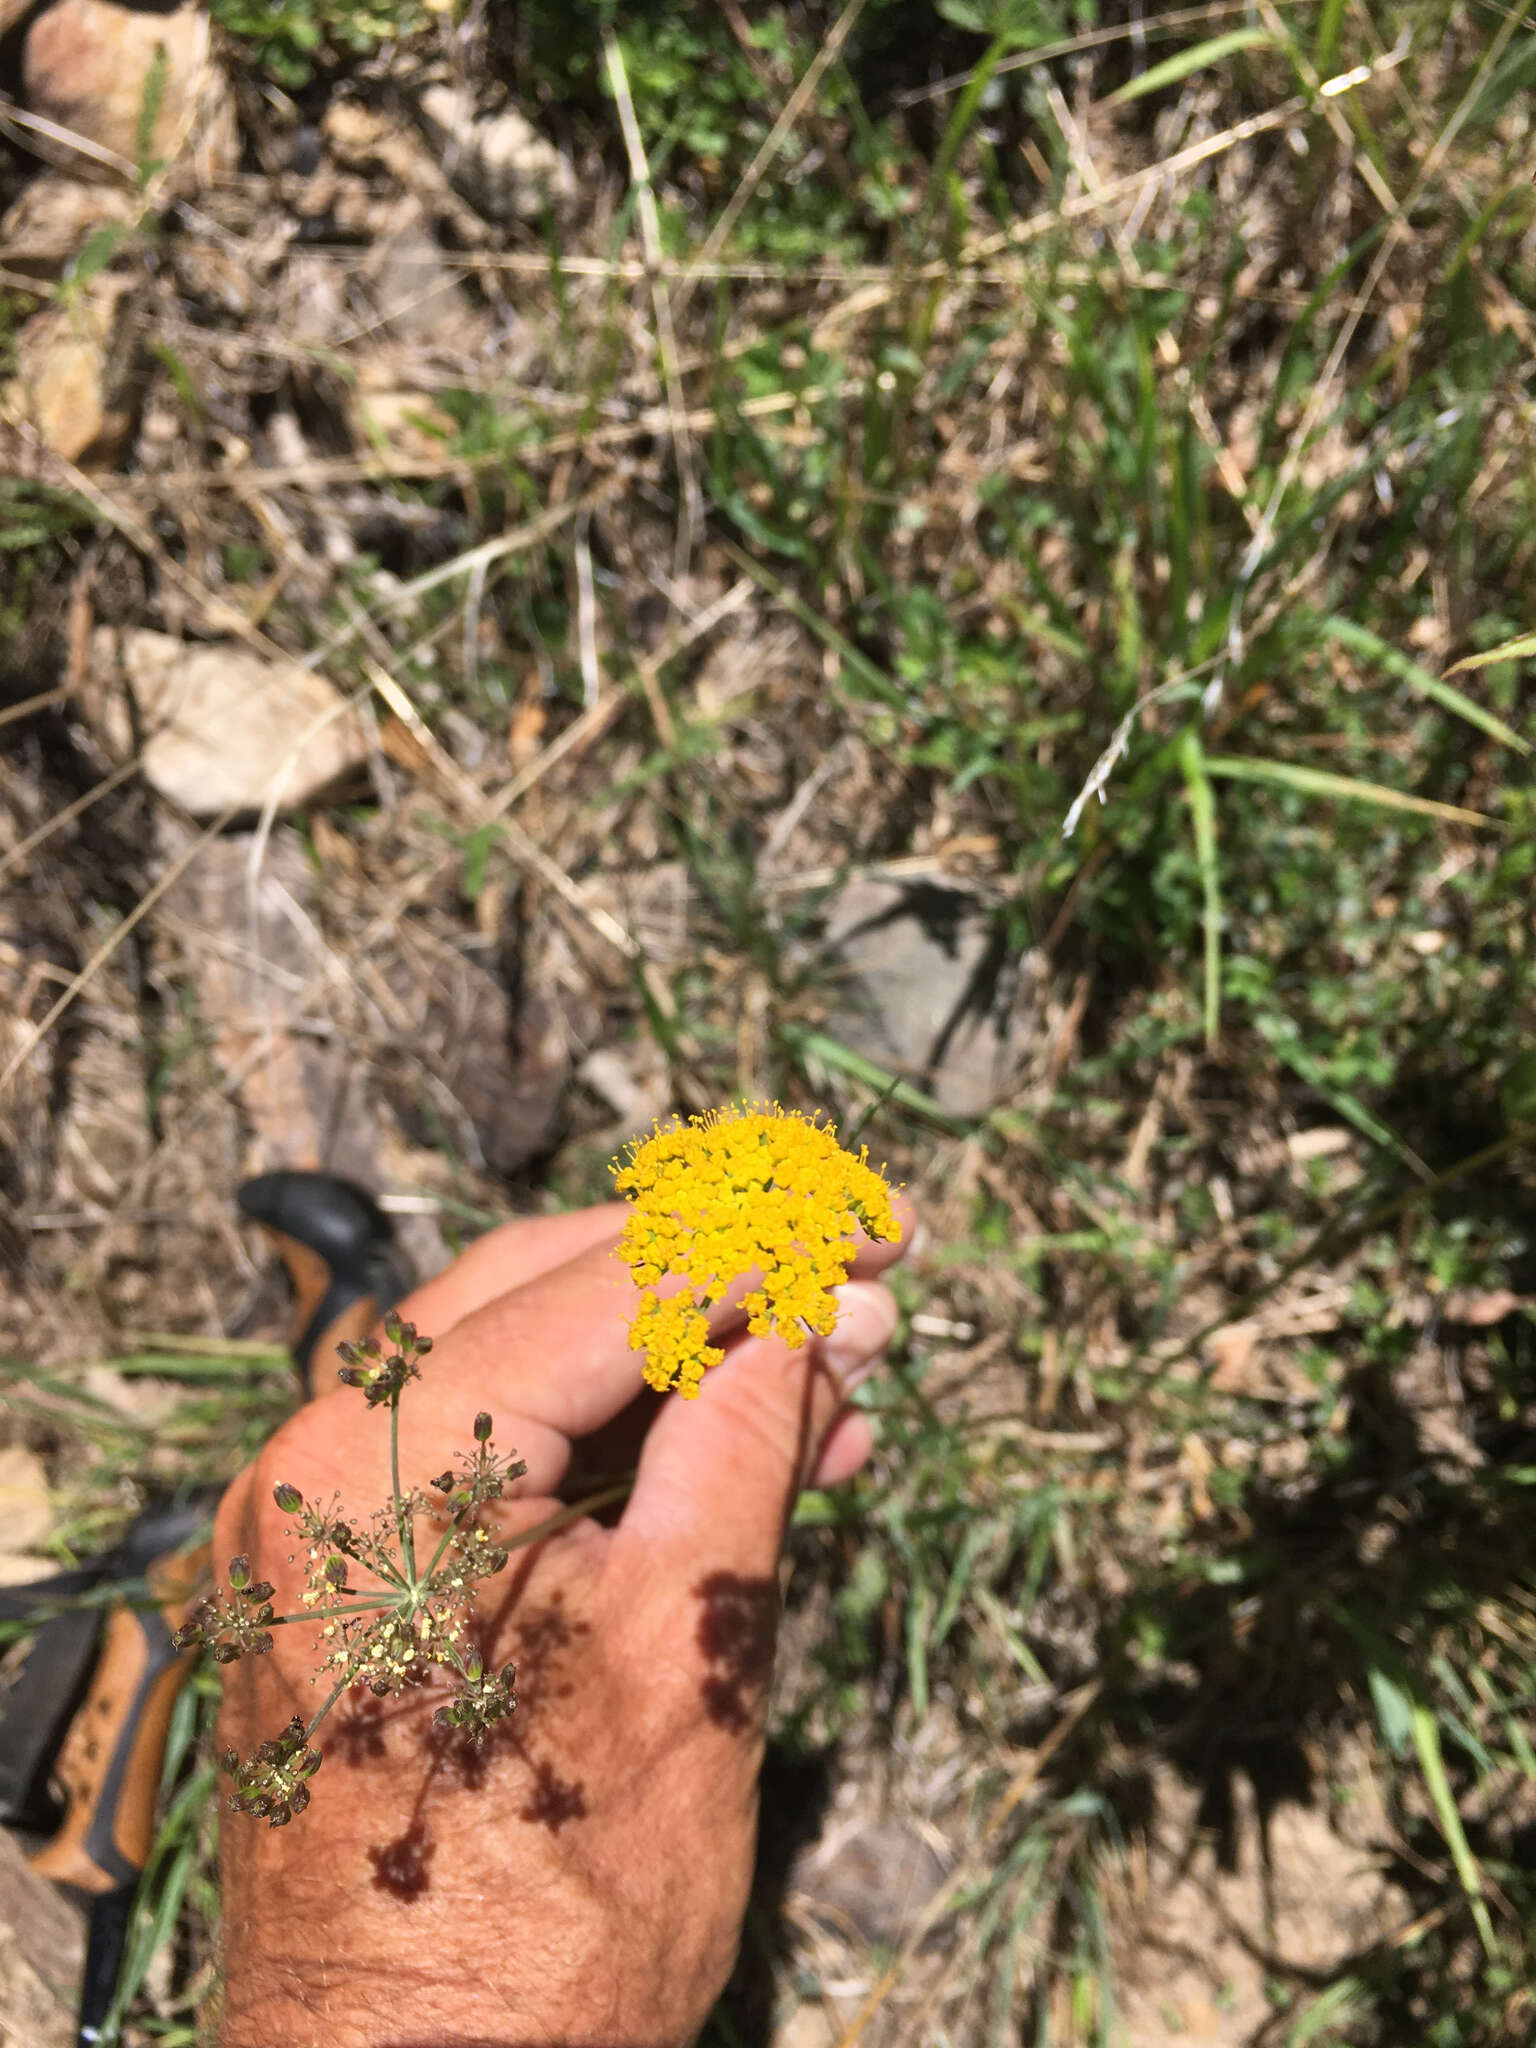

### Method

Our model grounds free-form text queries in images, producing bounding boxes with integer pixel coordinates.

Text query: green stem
[417,1479,637,1591]
[421,1510,470,1587]
[501,1481,634,1554]
[267,1601,397,1627]
[390,1393,416,1586]
[304,1676,352,1745]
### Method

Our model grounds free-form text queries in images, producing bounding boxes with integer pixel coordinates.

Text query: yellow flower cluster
[611,1101,901,1398]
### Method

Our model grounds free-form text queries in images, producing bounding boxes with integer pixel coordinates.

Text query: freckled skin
[215,1181,914,2048]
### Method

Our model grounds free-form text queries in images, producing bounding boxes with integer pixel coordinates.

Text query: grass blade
[1287,1976,1370,2045]
[1109,28,1272,104]
[1445,628,1536,676]
[1203,755,1491,826]
[1321,615,1530,754]
[1411,1703,1498,1960]
[1314,0,1347,72]
[783,1025,972,1132]
[1176,728,1221,1048]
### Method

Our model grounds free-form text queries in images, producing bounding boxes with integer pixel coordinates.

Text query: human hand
[213,1195,914,2048]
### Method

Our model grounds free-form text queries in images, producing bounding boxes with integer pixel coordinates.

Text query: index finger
[431,1212,912,1444]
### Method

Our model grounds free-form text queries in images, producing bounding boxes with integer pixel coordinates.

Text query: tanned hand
[214,1199,912,2048]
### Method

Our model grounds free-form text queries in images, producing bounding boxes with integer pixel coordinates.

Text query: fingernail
[906,1218,930,1259]
[821,1282,898,1385]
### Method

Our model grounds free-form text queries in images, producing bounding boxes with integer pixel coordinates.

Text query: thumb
[615,1280,898,1585]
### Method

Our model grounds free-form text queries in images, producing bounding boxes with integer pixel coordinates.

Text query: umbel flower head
[611,1100,902,1399]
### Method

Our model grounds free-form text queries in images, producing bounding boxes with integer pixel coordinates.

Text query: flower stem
[501,1480,634,1553]
[390,1392,416,1586]
[305,1675,352,1744]
[417,1478,635,1590]
[268,1601,397,1627]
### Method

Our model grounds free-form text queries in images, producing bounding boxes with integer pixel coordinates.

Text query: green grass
[7,0,1536,2042]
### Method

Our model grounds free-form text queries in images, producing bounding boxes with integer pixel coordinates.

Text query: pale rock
[0,174,137,273]
[0,278,134,465]
[372,215,470,343]
[352,380,457,464]
[162,829,378,1180]
[416,83,576,224]
[0,1830,84,2048]
[87,627,370,816]
[21,0,235,189]
[321,98,485,246]
[0,1446,53,1560]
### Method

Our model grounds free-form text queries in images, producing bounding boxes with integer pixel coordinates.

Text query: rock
[372,215,474,345]
[21,0,235,189]
[0,175,137,274]
[415,83,576,225]
[0,278,134,466]
[352,378,457,464]
[86,628,371,817]
[321,98,486,247]
[0,1449,52,1556]
[814,875,1030,1119]
[375,930,573,1180]
[790,1817,949,1946]
[160,829,378,1181]
[0,1829,84,2048]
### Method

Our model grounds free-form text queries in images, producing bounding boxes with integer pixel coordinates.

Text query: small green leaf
[69,221,131,290]
[135,39,170,179]
[1368,1667,1415,1757]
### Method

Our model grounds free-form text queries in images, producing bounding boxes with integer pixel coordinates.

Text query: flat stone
[160,828,377,1180]
[375,932,573,1181]
[21,0,235,188]
[0,1447,53,1564]
[0,279,134,466]
[415,83,576,224]
[790,1817,949,1947]
[0,176,138,275]
[815,876,1029,1118]
[371,215,472,344]
[0,1828,84,2048]
[86,627,371,818]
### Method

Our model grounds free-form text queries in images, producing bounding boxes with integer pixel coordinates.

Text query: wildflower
[611,1100,901,1398]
